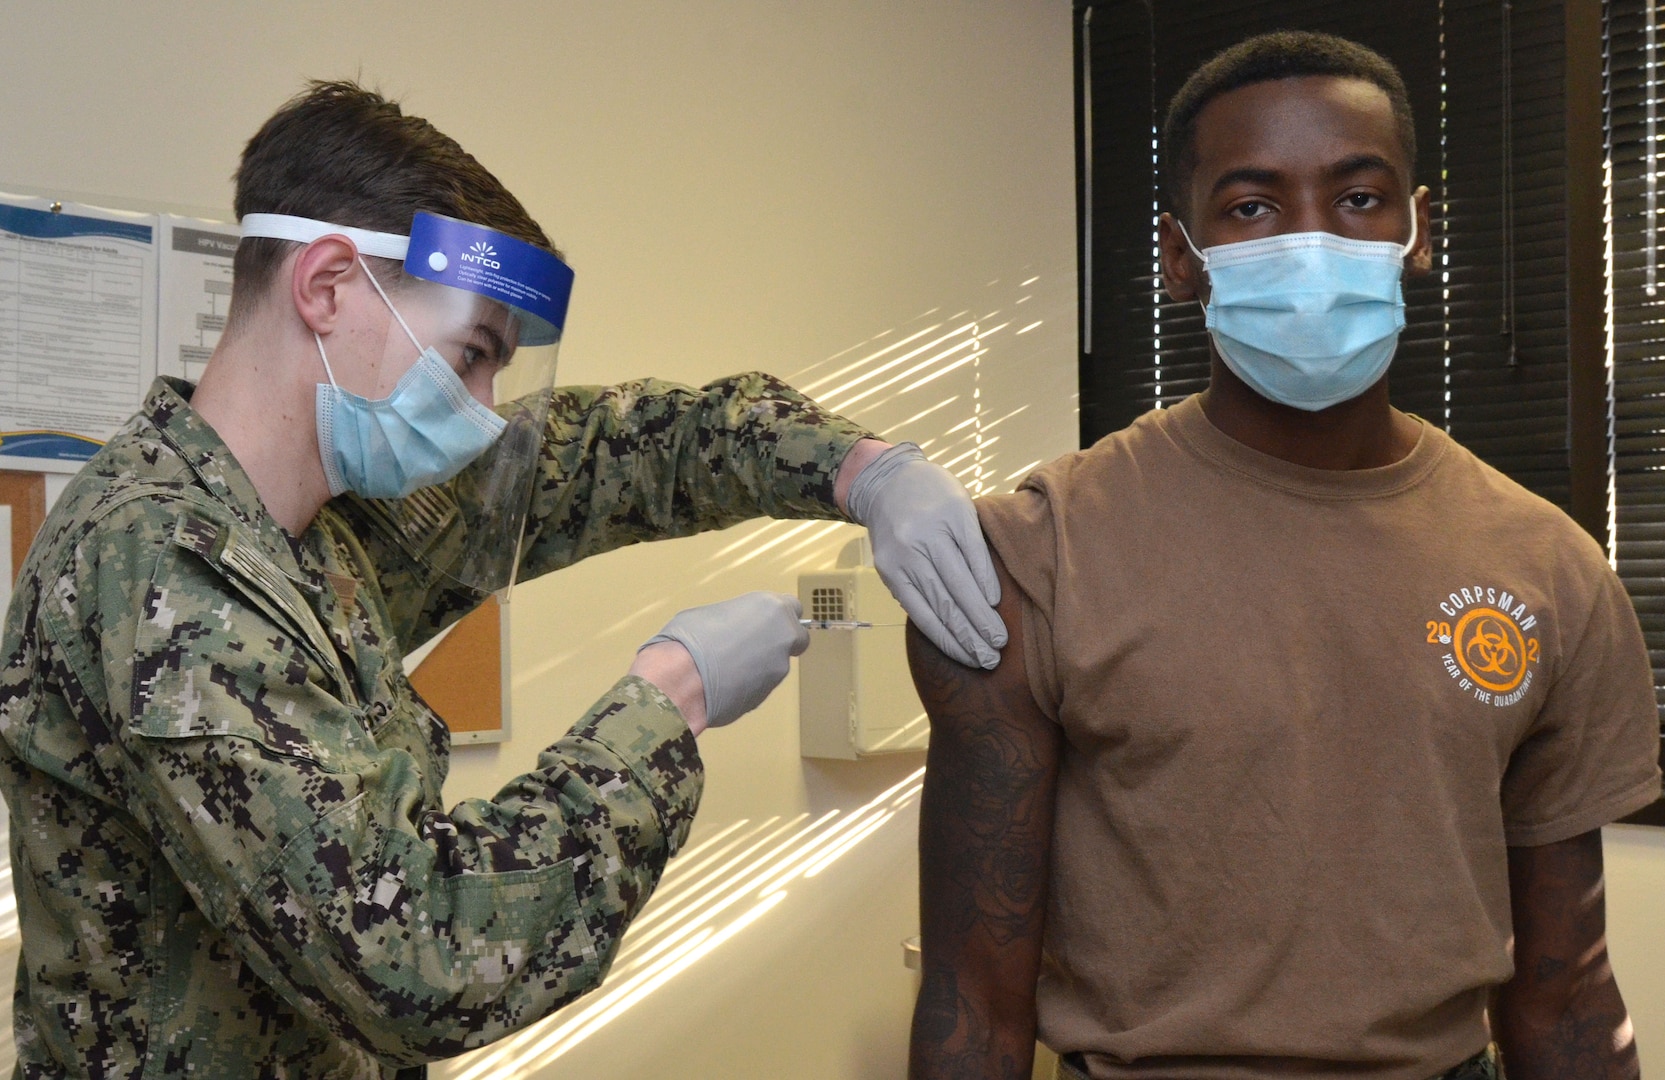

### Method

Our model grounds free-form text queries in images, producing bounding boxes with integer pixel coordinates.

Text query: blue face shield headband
[239,212,574,346]
[1177,201,1419,412]
[238,211,575,593]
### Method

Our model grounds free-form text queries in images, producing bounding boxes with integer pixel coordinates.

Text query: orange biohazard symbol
[1453,607,1528,693]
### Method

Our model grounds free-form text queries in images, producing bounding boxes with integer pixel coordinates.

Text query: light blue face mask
[313,260,507,500]
[1179,202,1418,411]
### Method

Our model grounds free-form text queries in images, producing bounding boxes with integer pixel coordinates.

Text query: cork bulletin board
[407,594,510,743]
[0,470,47,594]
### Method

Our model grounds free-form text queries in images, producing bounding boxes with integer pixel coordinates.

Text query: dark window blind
[1607,0,1665,825]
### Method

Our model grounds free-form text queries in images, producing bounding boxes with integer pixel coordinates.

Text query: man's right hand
[632,591,810,735]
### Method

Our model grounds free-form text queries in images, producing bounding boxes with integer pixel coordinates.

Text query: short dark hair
[1161,31,1417,214]
[227,80,557,328]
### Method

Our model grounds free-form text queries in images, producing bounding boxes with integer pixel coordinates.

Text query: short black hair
[1161,31,1417,214]
[227,80,557,329]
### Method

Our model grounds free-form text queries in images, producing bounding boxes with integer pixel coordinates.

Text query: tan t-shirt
[976,395,1662,1080]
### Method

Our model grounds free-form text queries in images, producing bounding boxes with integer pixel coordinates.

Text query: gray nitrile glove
[641,592,811,727]
[845,442,1006,669]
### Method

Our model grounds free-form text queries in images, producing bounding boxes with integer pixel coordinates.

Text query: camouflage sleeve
[38,503,703,1063]
[352,373,874,647]
[516,373,873,572]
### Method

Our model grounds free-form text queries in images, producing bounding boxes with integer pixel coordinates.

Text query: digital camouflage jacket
[0,375,869,1078]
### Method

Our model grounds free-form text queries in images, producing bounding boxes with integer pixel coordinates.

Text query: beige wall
[4,4,1662,1079]
[0,2,1077,1077]
[1605,824,1665,1074]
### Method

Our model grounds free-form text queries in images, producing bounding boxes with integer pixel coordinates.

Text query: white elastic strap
[1399,196,1420,256]
[239,213,411,261]
[313,333,340,387]
[1175,217,1208,265]
[357,257,425,355]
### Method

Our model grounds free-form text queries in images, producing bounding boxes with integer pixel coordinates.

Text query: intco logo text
[460,241,501,269]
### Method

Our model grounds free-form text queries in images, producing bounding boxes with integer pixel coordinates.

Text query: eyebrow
[1208,166,1283,198]
[1206,154,1401,200]
[1324,153,1398,181]
[473,323,512,366]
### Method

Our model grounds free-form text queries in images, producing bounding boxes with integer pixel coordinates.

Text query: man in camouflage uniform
[0,82,1005,1077]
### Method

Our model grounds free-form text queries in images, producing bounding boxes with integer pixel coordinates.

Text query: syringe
[799,619,874,630]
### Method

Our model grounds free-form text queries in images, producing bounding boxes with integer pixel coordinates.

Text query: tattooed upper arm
[907,550,1062,1080]
[1494,829,1639,1079]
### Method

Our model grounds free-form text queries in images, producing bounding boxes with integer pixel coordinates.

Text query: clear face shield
[239,211,574,594]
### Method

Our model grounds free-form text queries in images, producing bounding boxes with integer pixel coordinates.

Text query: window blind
[1607,0,1665,825]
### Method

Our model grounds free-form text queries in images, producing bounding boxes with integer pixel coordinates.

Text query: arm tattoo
[1495,829,1640,1079]
[907,561,1062,1080]
[913,968,1024,1078]
[912,640,1050,944]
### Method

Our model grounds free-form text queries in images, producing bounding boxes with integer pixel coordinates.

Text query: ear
[289,236,361,336]
[1405,185,1434,276]
[1158,213,1204,303]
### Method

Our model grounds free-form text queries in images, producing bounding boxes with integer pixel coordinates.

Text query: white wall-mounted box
[798,539,928,759]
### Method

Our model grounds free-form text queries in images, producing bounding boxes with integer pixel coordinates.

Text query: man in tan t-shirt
[906,31,1663,1080]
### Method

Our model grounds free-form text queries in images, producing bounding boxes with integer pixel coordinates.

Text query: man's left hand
[840,440,1007,669]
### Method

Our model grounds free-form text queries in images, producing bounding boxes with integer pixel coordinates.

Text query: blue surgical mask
[1179,203,1418,411]
[313,261,507,499]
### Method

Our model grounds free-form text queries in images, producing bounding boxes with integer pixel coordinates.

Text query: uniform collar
[143,376,310,579]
